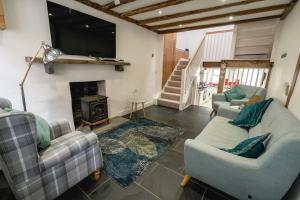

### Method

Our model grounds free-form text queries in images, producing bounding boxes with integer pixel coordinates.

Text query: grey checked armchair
[0,98,103,200]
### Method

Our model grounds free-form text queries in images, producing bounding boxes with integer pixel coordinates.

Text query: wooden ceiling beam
[157,15,281,34]
[138,0,264,25]
[280,0,298,20]
[121,0,192,17]
[74,0,156,32]
[102,0,137,10]
[150,4,288,30]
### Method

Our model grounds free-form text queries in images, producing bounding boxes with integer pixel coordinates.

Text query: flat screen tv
[47,1,116,58]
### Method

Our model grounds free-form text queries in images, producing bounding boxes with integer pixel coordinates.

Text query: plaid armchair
[0,98,103,200]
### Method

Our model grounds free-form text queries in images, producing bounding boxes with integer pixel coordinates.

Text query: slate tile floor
[0,105,236,200]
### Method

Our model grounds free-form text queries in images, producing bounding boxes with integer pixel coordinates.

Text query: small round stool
[129,101,146,119]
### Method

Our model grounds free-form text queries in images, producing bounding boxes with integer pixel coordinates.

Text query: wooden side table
[129,101,146,119]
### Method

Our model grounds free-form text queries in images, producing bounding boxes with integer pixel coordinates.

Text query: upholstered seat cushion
[195,116,248,149]
[39,131,98,171]
[212,101,231,110]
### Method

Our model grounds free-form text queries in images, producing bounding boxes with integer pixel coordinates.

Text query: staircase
[157,33,207,110]
[157,59,189,109]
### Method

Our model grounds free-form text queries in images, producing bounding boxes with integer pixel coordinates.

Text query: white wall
[0,0,163,129]
[268,2,300,120]
[176,25,234,58]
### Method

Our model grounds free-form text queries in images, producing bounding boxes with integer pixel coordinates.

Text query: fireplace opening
[69,81,107,128]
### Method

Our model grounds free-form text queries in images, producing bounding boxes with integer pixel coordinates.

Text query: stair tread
[158,98,180,104]
[161,92,180,96]
[165,86,181,89]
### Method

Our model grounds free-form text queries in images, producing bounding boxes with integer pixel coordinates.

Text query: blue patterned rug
[98,118,183,187]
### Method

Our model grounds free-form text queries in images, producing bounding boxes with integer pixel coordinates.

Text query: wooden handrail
[185,35,206,70]
[203,60,274,69]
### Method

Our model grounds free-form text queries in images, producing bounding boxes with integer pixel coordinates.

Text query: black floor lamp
[20,41,62,111]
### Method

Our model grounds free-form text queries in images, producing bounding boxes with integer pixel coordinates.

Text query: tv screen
[47,1,116,58]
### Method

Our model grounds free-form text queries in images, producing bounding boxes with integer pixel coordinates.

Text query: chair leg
[91,169,102,182]
[181,175,191,187]
[142,102,146,117]
[130,103,134,119]
[135,102,138,113]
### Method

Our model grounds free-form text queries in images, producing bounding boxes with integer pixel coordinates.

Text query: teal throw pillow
[35,115,51,151]
[224,86,246,102]
[220,133,270,158]
[229,98,273,128]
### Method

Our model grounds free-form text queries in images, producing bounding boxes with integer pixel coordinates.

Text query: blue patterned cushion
[221,133,270,158]
[224,86,246,102]
[229,98,273,128]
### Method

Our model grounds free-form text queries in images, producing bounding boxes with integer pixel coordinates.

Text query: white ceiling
[83,0,295,33]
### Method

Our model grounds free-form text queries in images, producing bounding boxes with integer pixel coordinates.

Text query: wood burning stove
[81,95,108,126]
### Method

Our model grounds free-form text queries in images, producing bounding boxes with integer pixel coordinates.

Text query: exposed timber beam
[121,0,192,17]
[102,0,137,10]
[74,0,155,32]
[138,0,264,25]
[280,0,298,20]
[150,4,288,30]
[157,15,281,34]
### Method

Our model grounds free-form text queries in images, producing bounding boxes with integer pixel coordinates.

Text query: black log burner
[81,95,109,128]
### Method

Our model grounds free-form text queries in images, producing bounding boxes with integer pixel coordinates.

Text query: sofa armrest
[217,106,240,119]
[49,120,72,140]
[212,93,226,102]
[184,139,259,175]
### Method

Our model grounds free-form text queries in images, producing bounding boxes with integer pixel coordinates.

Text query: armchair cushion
[39,131,98,171]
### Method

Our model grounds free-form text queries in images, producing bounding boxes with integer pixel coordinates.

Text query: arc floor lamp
[20,41,62,111]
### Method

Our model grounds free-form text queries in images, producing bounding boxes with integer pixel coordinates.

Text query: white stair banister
[179,36,206,110]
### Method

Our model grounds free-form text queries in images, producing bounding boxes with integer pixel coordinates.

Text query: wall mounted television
[47,1,116,58]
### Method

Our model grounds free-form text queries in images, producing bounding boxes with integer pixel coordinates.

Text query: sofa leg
[181,175,191,187]
[91,169,102,182]
[210,109,216,118]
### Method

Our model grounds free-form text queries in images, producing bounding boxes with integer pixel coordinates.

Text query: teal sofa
[184,99,300,199]
[211,85,267,116]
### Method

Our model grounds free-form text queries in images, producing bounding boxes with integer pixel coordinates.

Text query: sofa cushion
[224,86,246,102]
[39,131,98,171]
[249,123,263,138]
[195,116,248,149]
[213,101,230,110]
[239,85,263,98]
[220,133,270,158]
[230,98,248,106]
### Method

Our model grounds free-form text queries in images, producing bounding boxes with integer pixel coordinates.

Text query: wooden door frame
[285,53,300,108]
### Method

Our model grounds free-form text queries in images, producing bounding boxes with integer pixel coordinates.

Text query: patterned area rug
[98,118,183,187]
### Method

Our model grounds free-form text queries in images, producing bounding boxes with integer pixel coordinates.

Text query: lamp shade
[42,42,62,64]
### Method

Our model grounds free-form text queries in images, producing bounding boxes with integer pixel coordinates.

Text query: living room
[1,0,300,200]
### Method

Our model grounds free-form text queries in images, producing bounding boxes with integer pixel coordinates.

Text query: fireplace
[69,81,107,128]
